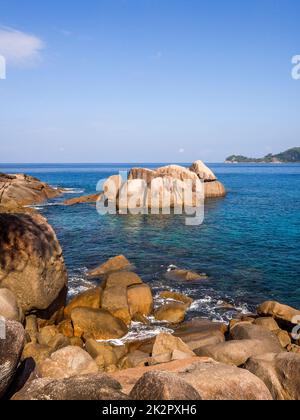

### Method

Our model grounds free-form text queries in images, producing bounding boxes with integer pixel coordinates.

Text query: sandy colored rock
[12,374,128,400]
[101,285,131,325]
[275,329,291,348]
[127,283,153,317]
[69,337,84,348]
[25,315,38,344]
[154,303,187,324]
[179,360,272,400]
[37,346,98,379]
[58,319,74,338]
[64,287,102,319]
[0,320,25,398]
[160,291,193,307]
[0,173,61,207]
[0,212,68,316]
[257,301,300,326]
[245,352,300,400]
[151,333,195,365]
[63,193,102,206]
[105,271,143,289]
[0,288,23,322]
[204,181,227,198]
[190,160,217,181]
[37,325,58,346]
[22,342,52,365]
[47,334,70,352]
[196,338,284,367]
[174,318,226,350]
[287,344,300,354]
[155,165,199,183]
[230,323,283,352]
[71,307,128,340]
[164,269,208,282]
[87,255,132,278]
[130,371,201,400]
[120,351,151,370]
[85,339,126,369]
[254,317,280,332]
[128,168,156,184]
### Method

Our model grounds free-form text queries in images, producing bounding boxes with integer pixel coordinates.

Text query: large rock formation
[0,173,61,207]
[0,321,25,398]
[0,212,68,318]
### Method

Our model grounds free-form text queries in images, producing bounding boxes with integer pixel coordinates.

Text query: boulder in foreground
[12,374,129,400]
[87,255,132,278]
[257,301,300,327]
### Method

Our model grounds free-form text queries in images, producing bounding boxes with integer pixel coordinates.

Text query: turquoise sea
[1,163,299,326]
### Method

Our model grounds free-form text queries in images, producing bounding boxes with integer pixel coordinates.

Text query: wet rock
[130,371,201,400]
[71,307,128,340]
[87,255,132,278]
[12,374,129,400]
[63,193,102,206]
[164,269,208,282]
[160,291,193,307]
[0,288,23,322]
[37,346,98,379]
[245,352,300,400]
[204,181,227,198]
[0,320,25,398]
[154,302,187,324]
[64,287,102,319]
[0,212,68,316]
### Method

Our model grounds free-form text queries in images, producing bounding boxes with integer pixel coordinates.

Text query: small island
[225,147,300,163]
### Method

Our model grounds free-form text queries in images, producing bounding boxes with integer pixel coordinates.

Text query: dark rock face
[0,173,61,207]
[0,212,68,316]
[0,320,25,398]
[130,371,201,400]
[11,374,129,400]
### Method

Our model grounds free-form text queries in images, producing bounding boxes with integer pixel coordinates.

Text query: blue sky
[0,0,299,163]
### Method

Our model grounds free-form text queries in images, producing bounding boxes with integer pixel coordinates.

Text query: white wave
[63,188,85,194]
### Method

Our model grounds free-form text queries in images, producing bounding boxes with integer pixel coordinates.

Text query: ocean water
[1,163,300,329]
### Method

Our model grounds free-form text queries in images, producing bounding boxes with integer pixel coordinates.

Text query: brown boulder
[22,342,52,365]
[71,307,128,340]
[128,168,156,184]
[63,193,102,206]
[130,371,201,400]
[12,374,128,400]
[25,315,38,344]
[105,271,143,288]
[37,325,58,346]
[87,255,132,278]
[85,339,126,369]
[160,291,193,307]
[230,323,283,351]
[101,285,131,325]
[174,318,226,350]
[179,360,273,400]
[204,181,226,198]
[37,346,98,379]
[155,165,199,183]
[127,284,153,317]
[189,160,217,182]
[0,288,23,322]
[119,351,151,369]
[154,303,187,324]
[245,352,300,400]
[0,212,68,316]
[0,320,25,398]
[64,287,102,319]
[257,301,300,327]
[254,317,280,332]
[58,319,74,338]
[275,329,291,348]
[164,269,208,282]
[0,173,61,207]
[151,333,195,365]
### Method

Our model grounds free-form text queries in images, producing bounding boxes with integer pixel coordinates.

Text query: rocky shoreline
[0,167,299,400]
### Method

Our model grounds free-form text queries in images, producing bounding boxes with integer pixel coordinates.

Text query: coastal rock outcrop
[64,287,102,319]
[257,301,300,328]
[0,320,25,398]
[151,333,195,365]
[130,371,202,400]
[0,212,68,318]
[245,352,300,400]
[87,255,132,278]
[12,374,128,400]
[154,302,187,324]
[0,288,23,322]
[0,173,61,207]
[64,193,102,206]
[189,160,217,181]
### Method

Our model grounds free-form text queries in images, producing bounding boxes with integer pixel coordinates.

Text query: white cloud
[0,26,44,66]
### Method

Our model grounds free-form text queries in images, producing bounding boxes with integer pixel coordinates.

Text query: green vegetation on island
[225,147,300,163]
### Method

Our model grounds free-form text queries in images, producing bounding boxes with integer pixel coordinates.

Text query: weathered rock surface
[0,321,25,398]
[12,374,129,400]
[254,317,280,332]
[37,346,99,379]
[87,255,132,278]
[85,339,126,370]
[245,352,300,400]
[151,333,195,364]
[230,323,283,352]
[154,302,187,324]
[22,343,52,365]
[204,181,227,198]
[189,160,217,182]
[101,285,131,325]
[127,284,153,317]
[63,193,102,206]
[0,212,68,316]
[257,301,300,327]
[179,360,273,400]
[0,288,23,321]
[130,371,201,400]
[0,173,61,207]
[105,271,142,288]
[128,168,156,184]
[64,287,102,319]
[71,307,128,340]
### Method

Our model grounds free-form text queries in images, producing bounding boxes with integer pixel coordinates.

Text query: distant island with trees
[225,147,300,163]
